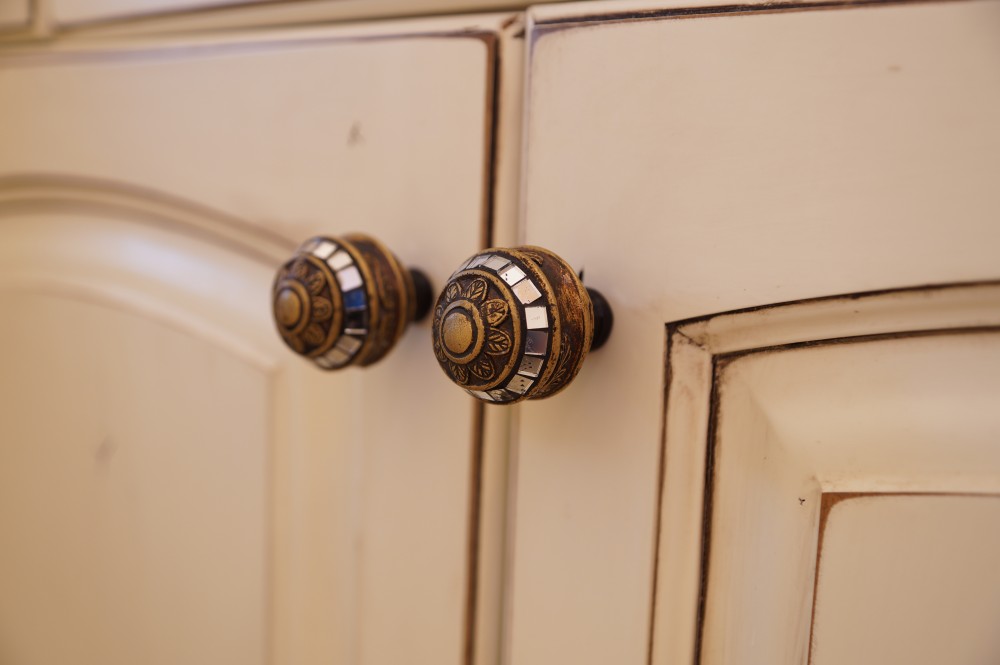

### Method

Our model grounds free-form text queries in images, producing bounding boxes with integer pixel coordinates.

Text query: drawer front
[511,1,1000,664]
[0,22,498,665]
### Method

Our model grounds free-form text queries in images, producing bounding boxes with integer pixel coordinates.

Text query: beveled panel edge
[651,281,1000,665]
[0,173,295,265]
[678,280,1000,357]
[0,273,281,371]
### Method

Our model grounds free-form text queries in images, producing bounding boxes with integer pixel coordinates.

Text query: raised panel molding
[0,174,291,368]
[0,184,287,665]
[652,282,1000,665]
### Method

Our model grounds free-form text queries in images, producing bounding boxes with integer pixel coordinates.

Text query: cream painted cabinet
[2,1,1000,665]
[508,1,1000,664]
[0,15,520,665]
[0,1,30,32]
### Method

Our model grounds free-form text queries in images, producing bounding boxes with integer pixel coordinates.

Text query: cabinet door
[510,1,1000,664]
[0,18,504,665]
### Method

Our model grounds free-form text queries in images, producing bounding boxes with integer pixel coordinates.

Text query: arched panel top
[0,173,294,261]
[0,177,292,369]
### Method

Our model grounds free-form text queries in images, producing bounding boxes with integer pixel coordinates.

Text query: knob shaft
[432,246,612,403]
[273,234,430,370]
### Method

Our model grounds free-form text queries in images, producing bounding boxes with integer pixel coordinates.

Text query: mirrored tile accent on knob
[432,245,612,404]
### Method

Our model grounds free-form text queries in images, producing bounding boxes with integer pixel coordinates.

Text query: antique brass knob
[432,246,613,403]
[272,234,431,369]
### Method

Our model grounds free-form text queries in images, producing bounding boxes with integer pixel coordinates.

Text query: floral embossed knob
[272,234,431,369]
[432,246,613,403]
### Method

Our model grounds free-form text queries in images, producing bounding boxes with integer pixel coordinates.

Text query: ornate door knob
[272,234,431,369]
[432,246,613,403]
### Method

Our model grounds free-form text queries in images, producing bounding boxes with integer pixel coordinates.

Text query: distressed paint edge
[657,282,1000,665]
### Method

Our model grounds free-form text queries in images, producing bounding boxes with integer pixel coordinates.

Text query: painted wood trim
[527,0,968,28]
[21,4,523,40]
[676,281,1000,353]
[652,282,1000,665]
[0,174,294,261]
[0,175,294,369]
[54,1,521,32]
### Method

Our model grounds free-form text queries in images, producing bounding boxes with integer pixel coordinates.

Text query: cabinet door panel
[0,212,283,665]
[666,285,1000,665]
[0,20,501,665]
[0,291,270,665]
[810,494,1000,665]
[513,2,1000,664]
